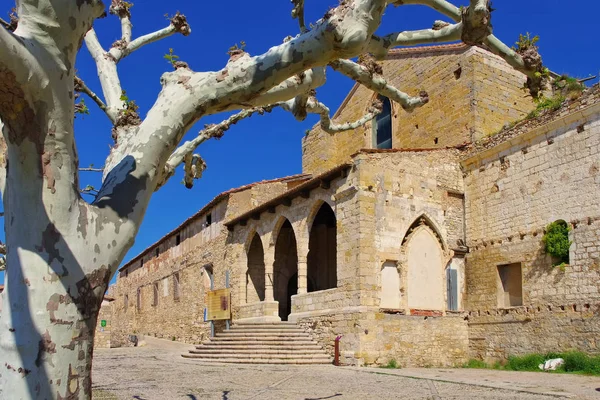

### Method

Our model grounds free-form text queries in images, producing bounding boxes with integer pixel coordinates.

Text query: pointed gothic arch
[401,214,446,312]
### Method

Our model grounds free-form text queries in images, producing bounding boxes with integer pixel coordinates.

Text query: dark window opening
[176,234,181,246]
[374,96,392,149]
[206,213,212,226]
[434,137,439,145]
[454,66,462,79]
[136,288,142,311]
[155,247,159,258]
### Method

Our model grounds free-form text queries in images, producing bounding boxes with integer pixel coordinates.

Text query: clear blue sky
[1,1,599,285]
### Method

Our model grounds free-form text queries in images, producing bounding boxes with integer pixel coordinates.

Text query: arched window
[373,96,392,149]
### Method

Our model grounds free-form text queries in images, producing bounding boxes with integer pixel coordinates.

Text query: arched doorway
[405,225,444,311]
[273,220,298,320]
[246,234,265,303]
[308,203,337,292]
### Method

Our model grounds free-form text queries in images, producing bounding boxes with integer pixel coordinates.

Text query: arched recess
[246,233,265,303]
[307,202,337,292]
[273,219,298,321]
[403,218,445,311]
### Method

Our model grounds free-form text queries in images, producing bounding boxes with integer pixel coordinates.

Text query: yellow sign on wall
[206,288,231,320]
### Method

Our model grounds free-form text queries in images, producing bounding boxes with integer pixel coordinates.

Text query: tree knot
[170,12,191,36]
[357,53,383,77]
[109,0,133,19]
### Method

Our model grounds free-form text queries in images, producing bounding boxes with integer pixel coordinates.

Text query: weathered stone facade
[94,297,114,349]
[106,44,600,367]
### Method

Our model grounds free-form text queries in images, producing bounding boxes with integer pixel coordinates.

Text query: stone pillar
[264,251,274,302]
[298,256,308,294]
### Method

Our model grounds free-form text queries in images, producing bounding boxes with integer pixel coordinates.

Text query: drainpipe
[334,335,343,366]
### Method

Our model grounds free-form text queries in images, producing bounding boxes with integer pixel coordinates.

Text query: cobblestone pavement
[89,337,600,400]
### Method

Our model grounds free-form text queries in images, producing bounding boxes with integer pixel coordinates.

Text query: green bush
[507,354,546,371]
[464,359,488,369]
[382,359,400,369]
[542,220,571,264]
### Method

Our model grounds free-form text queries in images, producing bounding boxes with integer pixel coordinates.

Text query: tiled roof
[120,173,311,270]
[225,164,352,228]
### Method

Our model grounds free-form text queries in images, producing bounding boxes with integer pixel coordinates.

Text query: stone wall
[468,306,600,362]
[302,45,532,175]
[462,88,600,361]
[298,310,469,367]
[462,96,600,310]
[351,149,465,311]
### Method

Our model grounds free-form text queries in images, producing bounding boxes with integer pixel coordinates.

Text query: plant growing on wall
[542,220,571,265]
[0,0,548,398]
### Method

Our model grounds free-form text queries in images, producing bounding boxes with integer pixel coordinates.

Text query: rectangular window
[173,272,180,300]
[176,234,181,246]
[155,247,159,258]
[136,288,142,311]
[124,294,129,312]
[497,263,523,307]
[153,282,159,307]
[206,213,212,226]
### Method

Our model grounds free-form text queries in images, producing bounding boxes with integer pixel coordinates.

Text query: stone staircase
[182,322,332,364]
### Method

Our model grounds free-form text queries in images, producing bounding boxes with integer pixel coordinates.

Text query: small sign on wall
[206,289,231,321]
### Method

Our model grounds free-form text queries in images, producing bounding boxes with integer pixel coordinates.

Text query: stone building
[109,43,600,367]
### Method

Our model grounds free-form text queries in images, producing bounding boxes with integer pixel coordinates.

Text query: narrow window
[124,294,129,312]
[155,247,159,258]
[153,282,159,307]
[446,268,458,311]
[125,268,129,278]
[206,213,212,226]
[176,234,181,246]
[373,95,392,149]
[173,272,180,300]
[136,288,142,311]
[140,258,144,268]
[497,263,523,307]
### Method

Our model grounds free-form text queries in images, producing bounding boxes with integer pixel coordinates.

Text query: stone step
[226,328,307,334]
[187,352,331,360]
[196,344,323,351]
[207,338,317,344]
[215,332,310,338]
[191,348,324,355]
[183,322,330,365]
[181,354,332,364]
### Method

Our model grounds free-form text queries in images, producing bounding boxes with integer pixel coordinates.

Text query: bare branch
[74,76,113,122]
[157,107,275,190]
[79,167,104,173]
[392,0,461,22]
[329,57,429,111]
[84,28,124,121]
[281,95,382,134]
[109,0,133,44]
[368,22,463,58]
[0,9,18,32]
[291,0,307,33]
[109,12,191,62]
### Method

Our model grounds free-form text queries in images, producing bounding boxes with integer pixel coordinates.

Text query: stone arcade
[104,44,600,367]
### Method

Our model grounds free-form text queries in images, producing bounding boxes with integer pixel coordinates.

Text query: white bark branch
[329,58,429,111]
[483,34,533,78]
[281,96,381,134]
[393,0,461,21]
[110,25,177,62]
[156,107,275,190]
[368,23,463,58]
[84,28,124,121]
